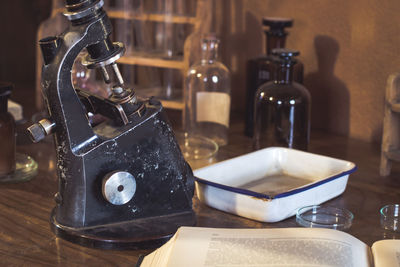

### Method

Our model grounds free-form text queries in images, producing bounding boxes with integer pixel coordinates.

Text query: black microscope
[27,0,195,249]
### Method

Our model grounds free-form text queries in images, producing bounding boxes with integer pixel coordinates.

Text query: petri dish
[0,153,38,183]
[296,205,354,230]
[175,132,218,170]
[380,204,400,232]
[176,132,218,160]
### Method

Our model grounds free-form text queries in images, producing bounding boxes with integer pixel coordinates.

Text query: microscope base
[50,208,196,250]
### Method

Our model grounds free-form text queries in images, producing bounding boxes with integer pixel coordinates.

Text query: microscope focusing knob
[27,118,56,143]
[82,42,125,69]
[102,171,136,205]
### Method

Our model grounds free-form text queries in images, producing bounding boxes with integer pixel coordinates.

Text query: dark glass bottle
[253,49,310,151]
[245,17,304,137]
[0,82,15,176]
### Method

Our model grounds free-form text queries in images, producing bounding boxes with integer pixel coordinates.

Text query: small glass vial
[0,82,16,176]
[184,34,231,147]
[253,49,311,150]
[245,17,304,137]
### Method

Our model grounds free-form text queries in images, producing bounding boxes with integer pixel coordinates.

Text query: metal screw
[112,85,124,95]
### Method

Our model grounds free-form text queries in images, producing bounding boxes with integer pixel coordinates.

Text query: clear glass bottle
[0,82,16,176]
[184,35,231,148]
[253,49,311,151]
[245,17,304,137]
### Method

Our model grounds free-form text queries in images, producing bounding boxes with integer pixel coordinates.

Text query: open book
[137,227,400,267]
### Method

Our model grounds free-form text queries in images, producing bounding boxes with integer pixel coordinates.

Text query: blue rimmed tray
[194,147,357,223]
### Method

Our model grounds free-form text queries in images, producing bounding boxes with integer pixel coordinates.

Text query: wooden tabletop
[1,117,400,266]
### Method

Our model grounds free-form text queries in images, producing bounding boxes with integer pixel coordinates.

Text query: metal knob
[27,118,56,143]
[102,171,136,205]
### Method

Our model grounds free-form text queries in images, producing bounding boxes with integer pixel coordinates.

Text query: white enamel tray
[194,147,357,223]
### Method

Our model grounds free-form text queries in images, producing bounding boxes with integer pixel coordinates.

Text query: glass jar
[253,49,310,150]
[0,83,38,183]
[0,82,16,176]
[245,17,304,137]
[184,34,231,154]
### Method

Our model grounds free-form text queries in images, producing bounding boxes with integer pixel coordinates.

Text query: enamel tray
[194,147,357,223]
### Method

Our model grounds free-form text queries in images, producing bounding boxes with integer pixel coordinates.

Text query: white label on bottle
[196,92,230,127]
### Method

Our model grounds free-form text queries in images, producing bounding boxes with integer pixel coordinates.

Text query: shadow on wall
[305,35,350,136]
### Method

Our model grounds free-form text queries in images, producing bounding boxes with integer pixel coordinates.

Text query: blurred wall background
[1,0,399,144]
[0,1,50,86]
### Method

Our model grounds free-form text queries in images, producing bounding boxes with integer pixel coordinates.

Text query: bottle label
[196,92,230,127]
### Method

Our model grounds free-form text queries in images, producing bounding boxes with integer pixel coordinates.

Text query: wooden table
[1,118,399,266]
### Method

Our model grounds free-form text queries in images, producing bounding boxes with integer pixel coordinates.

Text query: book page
[166,227,371,267]
[140,233,177,267]
[372,240,400,267]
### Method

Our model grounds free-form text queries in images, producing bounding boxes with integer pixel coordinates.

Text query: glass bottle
[0,82,38,183]
[253,49,311,151]
[245,17,304,137]
[0,82,16,176]
[184,34,231,148]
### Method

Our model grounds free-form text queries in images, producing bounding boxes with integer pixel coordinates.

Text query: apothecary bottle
[245,17,304,137]
[0,82,16,176]
[253,49,310,151]
[184,35,231,146]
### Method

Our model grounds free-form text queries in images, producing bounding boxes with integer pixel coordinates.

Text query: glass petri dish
[296,205,354,230]
[176,132,218,160]
[175,132,218,170]
[380,204,400,232]
[0,153,38,183]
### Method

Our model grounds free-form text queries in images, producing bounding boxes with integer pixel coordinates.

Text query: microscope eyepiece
[39,36,62,65]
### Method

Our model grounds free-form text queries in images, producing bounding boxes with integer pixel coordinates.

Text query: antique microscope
[27,0,195,249]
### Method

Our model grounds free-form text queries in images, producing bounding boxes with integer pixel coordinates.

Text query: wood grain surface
[2,119,400,266]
